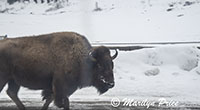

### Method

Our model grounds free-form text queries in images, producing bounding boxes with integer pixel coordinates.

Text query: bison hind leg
[6,80,25,110]
[41,90,53,101]
[0,77,8,93]
[41,90,53,110]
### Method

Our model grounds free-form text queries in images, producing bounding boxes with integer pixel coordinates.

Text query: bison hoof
[54,102,63,108]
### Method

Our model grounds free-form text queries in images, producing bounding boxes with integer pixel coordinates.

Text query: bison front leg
[53,77,70,110]
[63,97,69,110]
[55,97,69,110]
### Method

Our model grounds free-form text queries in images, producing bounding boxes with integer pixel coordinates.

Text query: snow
[76,45,200,102]
[1,0,200,42]
[0,0,200,108]
[111,46,200,103]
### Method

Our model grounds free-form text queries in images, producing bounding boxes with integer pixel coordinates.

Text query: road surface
[0,99,200,110]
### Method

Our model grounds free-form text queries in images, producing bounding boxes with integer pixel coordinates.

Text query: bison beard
[94,81,110,94]
[0,32,118,110]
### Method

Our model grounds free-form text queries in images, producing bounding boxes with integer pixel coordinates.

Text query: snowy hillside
[0,0,200,42]
[0,0,200,108]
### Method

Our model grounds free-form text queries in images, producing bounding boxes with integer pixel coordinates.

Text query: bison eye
[100,76,104,79]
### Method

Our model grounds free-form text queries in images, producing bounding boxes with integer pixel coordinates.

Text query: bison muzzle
[0,32,118,110]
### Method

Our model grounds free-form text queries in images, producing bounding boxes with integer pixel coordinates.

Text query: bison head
[89,46,118,94]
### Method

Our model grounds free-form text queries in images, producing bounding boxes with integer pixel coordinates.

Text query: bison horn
[89,52,97,62]
[111,49,118,60]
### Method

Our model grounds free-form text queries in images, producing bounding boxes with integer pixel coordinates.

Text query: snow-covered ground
[73,45,200,105]
[0,0,200,43]
[0,0,200,109]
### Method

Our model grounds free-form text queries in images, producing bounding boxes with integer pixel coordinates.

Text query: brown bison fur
[0,32,118,110]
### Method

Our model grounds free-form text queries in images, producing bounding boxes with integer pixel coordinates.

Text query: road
[0,99,200,110]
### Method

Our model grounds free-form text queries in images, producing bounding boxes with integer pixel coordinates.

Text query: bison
[0,32,118,110]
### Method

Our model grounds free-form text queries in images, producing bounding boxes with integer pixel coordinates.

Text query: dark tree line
[7,0,68,4]
[7,0,18,4]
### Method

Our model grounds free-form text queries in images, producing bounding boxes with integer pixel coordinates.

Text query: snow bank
[70,45,200,105]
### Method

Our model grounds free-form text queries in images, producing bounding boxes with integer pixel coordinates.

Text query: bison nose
[107,82,115,88]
